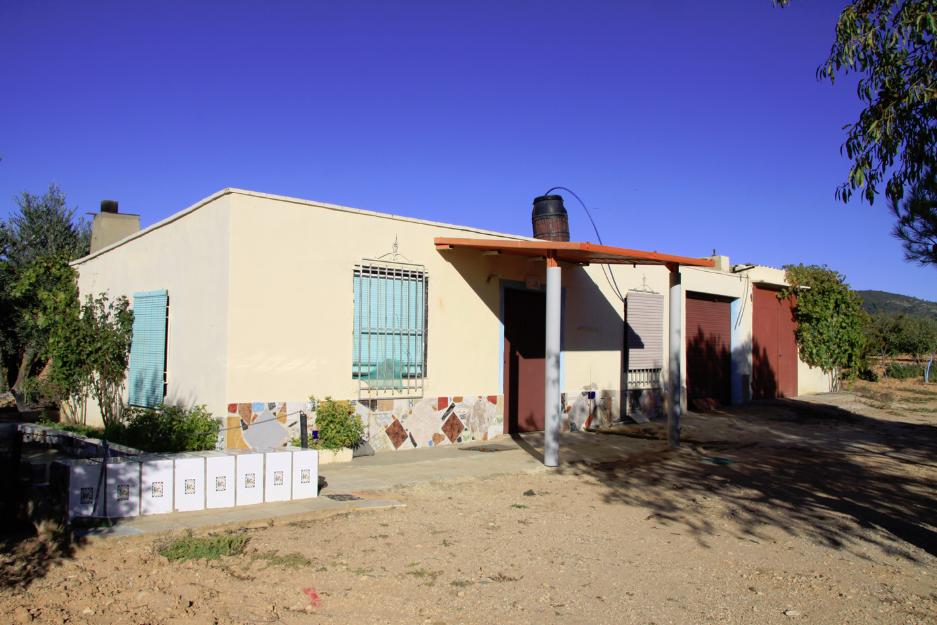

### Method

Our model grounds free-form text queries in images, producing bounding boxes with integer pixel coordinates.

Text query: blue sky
[1,0,933,300]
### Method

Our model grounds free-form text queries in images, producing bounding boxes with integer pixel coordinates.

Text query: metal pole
[668,266,682,448]
[299,411,308,448]
[544,254,562,467]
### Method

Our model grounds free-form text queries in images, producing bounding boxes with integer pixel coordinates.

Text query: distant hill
[856,290,937,319]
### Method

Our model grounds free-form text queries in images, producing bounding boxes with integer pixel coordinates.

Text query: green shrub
[158,532,248,562]
[37,419,104,438]
[885,363,925,380]
[106,404,219,452]
[311,396,363,450]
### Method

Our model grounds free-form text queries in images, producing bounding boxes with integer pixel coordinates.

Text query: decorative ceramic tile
[245,472,256,488]
[116,483,130,501]
[385,418,408,449]
[274,470,284,486]
[185,479,196,495]
[300,468,311,484]
[151,482,165,498]
[442,412,464,443]
[216,475,227,492]
[80,487,94,505]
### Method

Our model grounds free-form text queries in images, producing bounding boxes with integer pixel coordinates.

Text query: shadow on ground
[553,398,937,562]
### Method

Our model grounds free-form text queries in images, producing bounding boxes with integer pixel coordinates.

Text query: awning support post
[667,264,682,448]
[544,253,562,467]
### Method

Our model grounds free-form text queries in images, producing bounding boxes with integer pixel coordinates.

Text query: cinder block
[205,453,236,509]
[140,456,174,515]
[290,448,318,500]
[264,451,292,502]
[173,455,205,512]
[235,452,264,506]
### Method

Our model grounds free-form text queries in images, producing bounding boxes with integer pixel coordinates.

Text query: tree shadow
[555,399,937,561]
[0,433,86,589]
[687,327,730,405]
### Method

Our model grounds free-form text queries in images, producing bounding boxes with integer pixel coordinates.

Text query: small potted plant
[311,396,363,464]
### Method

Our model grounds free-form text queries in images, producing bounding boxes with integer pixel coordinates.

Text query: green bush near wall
[105,404,219,452]
[312,397,363,450]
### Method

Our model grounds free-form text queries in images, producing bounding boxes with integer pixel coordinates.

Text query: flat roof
[434,237,715,268]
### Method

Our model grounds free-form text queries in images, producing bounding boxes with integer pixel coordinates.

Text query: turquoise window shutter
[128,290,168,408]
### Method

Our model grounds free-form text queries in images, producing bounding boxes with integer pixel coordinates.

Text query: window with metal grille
[128,290,169,408]
[353,261,427,397]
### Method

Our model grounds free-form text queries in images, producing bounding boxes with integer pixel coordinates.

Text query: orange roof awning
[434,237,714,268]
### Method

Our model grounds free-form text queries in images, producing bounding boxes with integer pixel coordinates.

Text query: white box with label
[235,452,264,506]
[59,459,104,519]
[103,458,140,518]
[173,455,205,512]
[205,453,236,509]
[290,448,318,500]
[140,456,174,515]
[263,451,292,502]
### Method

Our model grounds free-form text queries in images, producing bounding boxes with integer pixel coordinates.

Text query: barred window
[353,261,427,397]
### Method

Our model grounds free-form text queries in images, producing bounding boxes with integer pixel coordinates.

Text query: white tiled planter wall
[58,448,319,520]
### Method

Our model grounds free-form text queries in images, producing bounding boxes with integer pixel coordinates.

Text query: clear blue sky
[1,0,933,300]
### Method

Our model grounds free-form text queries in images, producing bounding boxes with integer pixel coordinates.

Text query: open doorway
[503,288,546,433]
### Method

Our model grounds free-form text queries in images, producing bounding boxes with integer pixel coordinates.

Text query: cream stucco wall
[73,193,233,426]
[223,191,639,405]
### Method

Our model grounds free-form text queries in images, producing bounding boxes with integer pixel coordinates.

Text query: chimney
[90,200,141,253]
[531,194,570,241]
[706,253,731,272]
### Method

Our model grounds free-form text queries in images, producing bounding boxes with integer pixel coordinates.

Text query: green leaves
[782,0,936,212]
[47,292,134,427]
[783,264,868,389]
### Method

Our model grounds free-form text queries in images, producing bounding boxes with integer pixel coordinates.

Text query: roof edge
[71,188,535,266]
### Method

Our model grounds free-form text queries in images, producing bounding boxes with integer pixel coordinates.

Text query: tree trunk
[11,345,37,394]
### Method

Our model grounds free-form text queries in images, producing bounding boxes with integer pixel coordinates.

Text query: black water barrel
[531,194,569,241]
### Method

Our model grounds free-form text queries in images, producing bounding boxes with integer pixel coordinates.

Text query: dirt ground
[2,381,937,625]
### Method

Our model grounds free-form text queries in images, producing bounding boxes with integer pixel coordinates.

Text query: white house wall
[73,194,233,427]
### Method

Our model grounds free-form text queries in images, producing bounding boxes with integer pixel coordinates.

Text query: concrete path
[81,431,662,538]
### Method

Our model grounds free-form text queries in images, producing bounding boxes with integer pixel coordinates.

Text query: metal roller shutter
[686,293,731,406]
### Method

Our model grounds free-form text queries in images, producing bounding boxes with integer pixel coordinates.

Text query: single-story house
[72,188,830,456]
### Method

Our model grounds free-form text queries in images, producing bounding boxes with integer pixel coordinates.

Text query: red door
[752,286,798,398]
[503,288,546,433]
[686,293,731,405]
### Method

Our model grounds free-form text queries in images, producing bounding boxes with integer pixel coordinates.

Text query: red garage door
[686,293,731,406]
[752,286,798,398]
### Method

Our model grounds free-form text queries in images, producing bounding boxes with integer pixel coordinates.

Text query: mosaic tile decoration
[300,468,311,484]
[441,412,464,443]
[80,487,94,505]
[385,418,408,449]
[273,470,284,486]
[245,473,256,488]
[116,484,130,501]
[151,482,164,498]
[216,476,227,492]
[184,479,196,495]
[224,389,637,451]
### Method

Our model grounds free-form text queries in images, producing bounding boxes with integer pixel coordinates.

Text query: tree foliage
[778,0,936,206]
[47,292,133,427]
[783,264,868,390]
[890,164,937,264]
[0,184,90,396]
